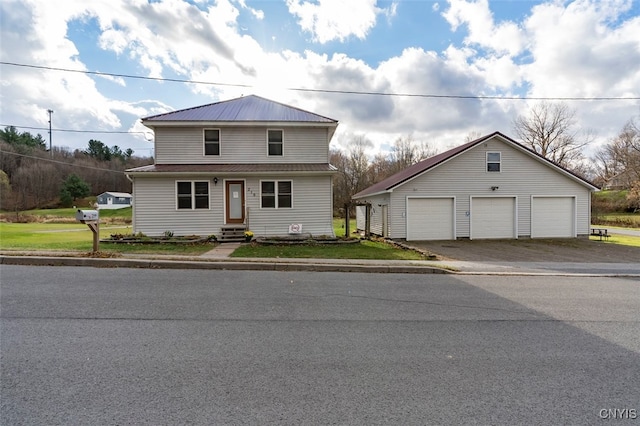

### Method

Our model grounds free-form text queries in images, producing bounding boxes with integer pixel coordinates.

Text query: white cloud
[285,0,386,43]
[523,0,640,98]
[442,0,524,56]
[1,0,638,158]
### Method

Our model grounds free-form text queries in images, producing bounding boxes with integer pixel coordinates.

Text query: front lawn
[0,222,214,255]
[230,239,427,260]
[589,233,640,248]
[592,212,640,228]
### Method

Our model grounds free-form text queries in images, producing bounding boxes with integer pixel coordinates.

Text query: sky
[1,0,639,159]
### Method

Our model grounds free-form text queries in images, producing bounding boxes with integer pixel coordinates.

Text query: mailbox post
[76,209,100,252]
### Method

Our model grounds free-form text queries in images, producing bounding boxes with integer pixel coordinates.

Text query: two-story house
[126,95,338,239]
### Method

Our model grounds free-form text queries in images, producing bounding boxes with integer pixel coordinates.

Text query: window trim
[176,180,210,210]
[260,179,293,209]
[203,128,221,156]
[267,129,284,156]
[486,152,501,173]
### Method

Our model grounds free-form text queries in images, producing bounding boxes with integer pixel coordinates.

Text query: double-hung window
[204,129,220,156]
[177,181,210,209]
[487,152,501,172]
[261,180,292,208]
[268,130,283,156]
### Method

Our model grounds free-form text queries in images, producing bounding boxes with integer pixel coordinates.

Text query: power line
[2,61,639,101]
[0,123,150,137]
[0,149,130,174]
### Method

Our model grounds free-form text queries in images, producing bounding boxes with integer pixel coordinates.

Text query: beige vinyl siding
[131,176,223,237]
[386,136,592,239]
[245,175,334,236]
[154,126,330,164]
[356,205,367,230]
[132,174,333,237]
[354,194,390,236]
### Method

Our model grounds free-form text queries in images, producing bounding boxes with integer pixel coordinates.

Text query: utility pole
[47,109,53,157]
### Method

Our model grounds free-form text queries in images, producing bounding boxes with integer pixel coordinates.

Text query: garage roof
[353,131,599,199]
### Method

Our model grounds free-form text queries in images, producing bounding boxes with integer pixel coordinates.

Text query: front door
[225,180,245,224]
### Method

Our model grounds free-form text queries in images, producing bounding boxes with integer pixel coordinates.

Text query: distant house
[96,192,132,210]
[353,132,599,240]
[126,95,338,238]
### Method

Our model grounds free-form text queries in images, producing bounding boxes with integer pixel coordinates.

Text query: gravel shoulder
[407,238,640,263]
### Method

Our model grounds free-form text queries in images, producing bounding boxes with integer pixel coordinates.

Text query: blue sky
[1,0,639,158]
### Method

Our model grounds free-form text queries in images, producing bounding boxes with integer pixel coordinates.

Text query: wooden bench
[590,228,610,241]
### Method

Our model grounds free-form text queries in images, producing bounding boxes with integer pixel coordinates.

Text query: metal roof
[126,163,337,174]
[353,131,598,199]
[143,95,338,124]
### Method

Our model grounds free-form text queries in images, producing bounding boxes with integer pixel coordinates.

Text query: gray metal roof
[143,95,338,123]
[126,163,337,174]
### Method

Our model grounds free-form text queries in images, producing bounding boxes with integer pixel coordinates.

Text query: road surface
[2,266,639,425]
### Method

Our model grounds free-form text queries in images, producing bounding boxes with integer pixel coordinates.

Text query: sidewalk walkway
[200,242,242,259]
[2,248,640,276]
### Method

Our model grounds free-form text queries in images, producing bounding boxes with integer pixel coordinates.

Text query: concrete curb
[0,255,451,274]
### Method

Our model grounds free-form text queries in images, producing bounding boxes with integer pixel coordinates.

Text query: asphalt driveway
[407,238,640,263]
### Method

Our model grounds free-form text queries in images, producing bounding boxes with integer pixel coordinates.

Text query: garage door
[407,198,454,241]
[531,197,574,238]
[471,197,516,239]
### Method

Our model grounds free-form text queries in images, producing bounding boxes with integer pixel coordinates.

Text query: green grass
[230,239,427,260]
[590,233,640,248]
[333,217,357,238]
[592,212,640,228]
[11,207,133,220]
[0,222,214,255]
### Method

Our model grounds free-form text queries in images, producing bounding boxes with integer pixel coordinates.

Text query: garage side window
[487,152,501,172]
[177,181,210,209]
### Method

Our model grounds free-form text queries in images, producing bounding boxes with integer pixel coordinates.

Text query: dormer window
[487,152,501,172]
[268,129,283,156]
[204,129,220,156]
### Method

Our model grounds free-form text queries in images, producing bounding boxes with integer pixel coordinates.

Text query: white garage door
[407,198,454,241]
[531,197,575,238]
[471,197,516,239]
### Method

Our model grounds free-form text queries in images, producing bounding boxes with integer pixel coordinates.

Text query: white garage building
[353,132,598,241]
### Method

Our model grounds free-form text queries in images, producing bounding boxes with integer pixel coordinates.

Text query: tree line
[0,126,152,212]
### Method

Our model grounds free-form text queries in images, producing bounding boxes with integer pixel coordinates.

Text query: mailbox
[76,209,99,222]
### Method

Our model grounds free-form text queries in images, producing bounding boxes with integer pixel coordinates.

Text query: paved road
[2,266,639,425]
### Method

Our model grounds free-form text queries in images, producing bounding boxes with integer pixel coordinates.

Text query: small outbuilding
[353,132,599,241]
[96,192,132,210]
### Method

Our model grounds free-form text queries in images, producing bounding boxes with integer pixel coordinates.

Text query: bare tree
[388,134,436,175]
[513,102,591,168]
[593,119,640,189]
[330,135,375,214]
[464,131,483,143]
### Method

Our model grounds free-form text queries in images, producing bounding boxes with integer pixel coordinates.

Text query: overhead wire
[0,150,128,174]
[2,61,639,101]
